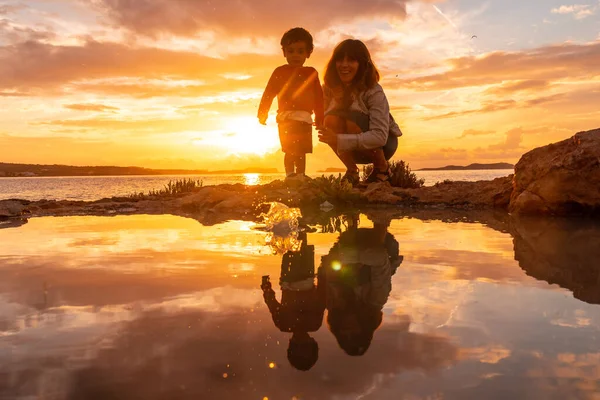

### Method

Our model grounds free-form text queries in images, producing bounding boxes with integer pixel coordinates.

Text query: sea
[0,169,513,201]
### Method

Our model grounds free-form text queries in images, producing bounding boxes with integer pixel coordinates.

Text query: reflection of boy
[323,218,403,356]
[261,232,325,371]
[257,27,324,178]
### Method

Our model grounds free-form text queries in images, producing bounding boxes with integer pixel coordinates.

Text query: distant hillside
[418,162,514,171]
[417,163,515,171]
[317,167,346,173]
[0,163,278,177]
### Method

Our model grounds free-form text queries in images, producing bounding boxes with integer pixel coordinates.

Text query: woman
[321,214,402,356]
[318,39,402,186]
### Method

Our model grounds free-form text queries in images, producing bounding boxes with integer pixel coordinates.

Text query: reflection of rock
[511,216,600,304]
[0,217,28,229]
[510,128,600,215]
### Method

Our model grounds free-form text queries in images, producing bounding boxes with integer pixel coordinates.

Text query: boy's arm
[312,69,325,128]
[262,284,281,315]
[257,68,280,124]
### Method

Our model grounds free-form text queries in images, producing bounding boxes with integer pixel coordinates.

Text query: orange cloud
[484,80,551,96]
[396,41,600,91]
[460,129,496,138]
[91,0,426,38]
[424,95,566,121]
[0,40,282,94]
[64,103,119,112]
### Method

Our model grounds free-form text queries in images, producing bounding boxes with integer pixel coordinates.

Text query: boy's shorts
[278,120,313,155]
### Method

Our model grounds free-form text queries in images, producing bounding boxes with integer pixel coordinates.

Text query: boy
[260,231,326,371]
[258,27,324,178]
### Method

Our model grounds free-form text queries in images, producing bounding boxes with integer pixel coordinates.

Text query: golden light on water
[244,173,260,186]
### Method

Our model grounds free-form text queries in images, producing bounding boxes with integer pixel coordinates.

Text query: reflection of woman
[318,39,402,186]
[322,216,402,356]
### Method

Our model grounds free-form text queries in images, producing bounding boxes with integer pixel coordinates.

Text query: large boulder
[510,128,600,215]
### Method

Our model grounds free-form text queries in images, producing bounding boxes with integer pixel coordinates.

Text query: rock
[0,200,28,217]
[404,176,513,208]
[177,187,242,211]
[320,201,334,212]
[510,128,600,215]
[362,182,403,204]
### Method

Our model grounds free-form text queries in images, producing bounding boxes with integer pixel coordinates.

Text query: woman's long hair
[323,39,380,107]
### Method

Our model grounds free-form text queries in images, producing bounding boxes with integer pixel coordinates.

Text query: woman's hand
[318,127,338,147]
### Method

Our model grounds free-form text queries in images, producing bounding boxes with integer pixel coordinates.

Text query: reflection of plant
[129,178,203,199]
[363,160,424,188]
[318,214,359,233]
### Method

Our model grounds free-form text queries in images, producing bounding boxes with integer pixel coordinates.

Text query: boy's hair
[323,39,380,92]
[281,27,314,54]
[287,336,319,371]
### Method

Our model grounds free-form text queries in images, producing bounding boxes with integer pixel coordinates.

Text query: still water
[1,211,599,399]
[0,170,513,201]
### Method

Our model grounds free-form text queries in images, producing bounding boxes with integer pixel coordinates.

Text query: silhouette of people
[321,213,403,356]
[261,231,326,371]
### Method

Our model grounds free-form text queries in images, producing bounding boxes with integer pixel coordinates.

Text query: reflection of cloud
[60,308,457,400]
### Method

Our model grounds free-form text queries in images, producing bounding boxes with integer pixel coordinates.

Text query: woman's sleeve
[337,86,390,153]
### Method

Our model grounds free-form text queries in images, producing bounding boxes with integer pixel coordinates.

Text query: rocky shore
[1,128,598,223]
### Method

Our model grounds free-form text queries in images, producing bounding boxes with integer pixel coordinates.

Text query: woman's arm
[336,86,390,153]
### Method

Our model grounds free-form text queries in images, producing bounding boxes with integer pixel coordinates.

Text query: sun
[220,116,280,156]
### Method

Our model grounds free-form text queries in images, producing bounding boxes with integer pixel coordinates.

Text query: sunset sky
[0,0,599,171]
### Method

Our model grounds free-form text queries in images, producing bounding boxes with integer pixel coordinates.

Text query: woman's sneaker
[341,171,360,187]
[362,167,392,185]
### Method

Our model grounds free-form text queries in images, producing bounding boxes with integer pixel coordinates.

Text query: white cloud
[551,4,596,19]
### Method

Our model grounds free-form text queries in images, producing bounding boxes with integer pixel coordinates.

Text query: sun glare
[221,116,280,156]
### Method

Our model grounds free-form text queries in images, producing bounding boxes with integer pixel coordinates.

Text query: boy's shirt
[262,286,326,333]
[258,65,324,127]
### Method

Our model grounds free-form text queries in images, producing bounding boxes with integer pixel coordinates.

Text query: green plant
[363,160,424,188]
[307,174,361,204]
[128,178,203,199]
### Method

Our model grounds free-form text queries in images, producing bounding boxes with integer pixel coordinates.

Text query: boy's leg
[284,153,295,176]
[295,154,306,175]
